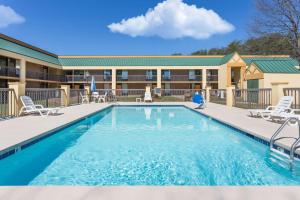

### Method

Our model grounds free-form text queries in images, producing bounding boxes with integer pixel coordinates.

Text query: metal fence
[70,89,87,105]
[25,88,66,108]
[209,89,226,105]
[283,88,300,109]
[161,89,205,97]
[0,88,17,119]
[233,89,272,109]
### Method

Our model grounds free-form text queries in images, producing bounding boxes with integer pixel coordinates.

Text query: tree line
[190,33,295,56]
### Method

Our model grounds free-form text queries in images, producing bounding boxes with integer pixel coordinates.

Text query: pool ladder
[270,117,300,160]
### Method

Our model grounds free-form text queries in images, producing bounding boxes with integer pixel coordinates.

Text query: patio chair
[248,96,293,120]
[144,92,152,102]
[98,92,107,103]
[193,92,206,109]
[80,92,89,104]
[19,96,60,116]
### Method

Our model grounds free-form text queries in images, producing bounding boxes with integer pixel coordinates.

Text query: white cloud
[108,0,234,39]
[0,5,25,28]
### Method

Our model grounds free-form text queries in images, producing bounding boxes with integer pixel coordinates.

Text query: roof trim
[58,55,225,58]
[0,33,58,58]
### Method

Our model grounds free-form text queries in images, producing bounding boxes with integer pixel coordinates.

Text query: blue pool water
[1,106,300,185]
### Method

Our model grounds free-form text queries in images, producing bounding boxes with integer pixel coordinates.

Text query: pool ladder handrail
[270,117,300,160]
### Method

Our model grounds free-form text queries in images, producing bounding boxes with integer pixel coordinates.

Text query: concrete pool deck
[0,186,300,200]
[0,103,112,156]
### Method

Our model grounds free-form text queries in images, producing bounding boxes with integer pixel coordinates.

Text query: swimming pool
[0,105,300,185]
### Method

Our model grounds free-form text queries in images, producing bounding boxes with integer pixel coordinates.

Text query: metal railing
[162,75,202,82]
[26,71,64,82]
[0,66,20,78]
[117,75,157,82]
[160,89,205,97]
[233,89,272,109]
[65,75,112,82]
[115,89,145,96]
[207,75,218,82]
[25,88,66,108]
[70,89,87,105]
[283,88,300,109]
[209,89,226,105]
[0,88,17,119]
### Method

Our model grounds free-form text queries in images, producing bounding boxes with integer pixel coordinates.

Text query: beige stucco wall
[218,64,227,89]
[262,73,300,88]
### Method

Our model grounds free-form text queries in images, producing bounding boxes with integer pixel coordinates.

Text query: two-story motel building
[1,34,300,92]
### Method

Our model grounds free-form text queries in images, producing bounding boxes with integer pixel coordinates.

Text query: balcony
[26,71,64,82]
[0,66,19,78]
[162,75,202,82]
[65,75,112,82]
[207,75,218,82]
[117,75,157,82]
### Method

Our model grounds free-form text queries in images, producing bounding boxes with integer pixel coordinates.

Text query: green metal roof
[0,38,60,65]
[252,60,300,74]
[243,57,298,65]
[219,52,235,65]
[58,57,224,66]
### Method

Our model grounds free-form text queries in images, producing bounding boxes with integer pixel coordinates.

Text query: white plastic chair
[80,92,89,104]
[98,92,107,103]
[144,92,152,102]
[19,96,60,116]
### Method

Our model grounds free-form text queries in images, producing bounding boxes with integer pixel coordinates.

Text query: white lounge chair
[80,92,89,104]
[269,108,300,125]
[144,92,152,102]
[19,96,60,116]
[248,96,293,120]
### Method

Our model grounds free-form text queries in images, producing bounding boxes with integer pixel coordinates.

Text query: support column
[205,86,211,102]
[111,69,116,95]
[61,85,70,107]
[271,83,288,106]
[156,68,162,96]
[226,86,235,107]
[202,69,207,90]
[17,59,26,84]
[8,82,25,116]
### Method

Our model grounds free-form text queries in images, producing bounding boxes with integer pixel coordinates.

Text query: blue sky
[0,0,254,55]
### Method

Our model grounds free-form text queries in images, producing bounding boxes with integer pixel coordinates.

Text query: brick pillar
[8,82,25,116]
[61,85,70,106]
[226,86,235,107]
[205,86,211,102]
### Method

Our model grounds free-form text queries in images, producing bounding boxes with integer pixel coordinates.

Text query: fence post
[271,83,288,106]
[61,85,70,107]
[226,86,235,107]
[8,82,25,116]
[205,86,211,102]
